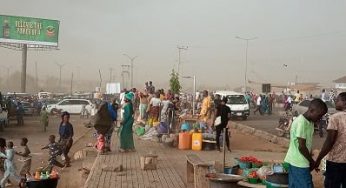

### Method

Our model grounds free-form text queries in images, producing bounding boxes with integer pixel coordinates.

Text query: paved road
[233,109,326,149]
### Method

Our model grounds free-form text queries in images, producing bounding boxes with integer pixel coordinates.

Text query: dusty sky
[1,0,346,91]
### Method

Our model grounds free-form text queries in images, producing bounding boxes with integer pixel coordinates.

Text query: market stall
[22,168,59,188]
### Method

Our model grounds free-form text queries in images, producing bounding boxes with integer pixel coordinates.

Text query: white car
[46,99,95,114]
[214,91,250,120]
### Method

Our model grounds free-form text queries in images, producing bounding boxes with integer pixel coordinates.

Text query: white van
[46,99,95,114]
[214,91,250,120]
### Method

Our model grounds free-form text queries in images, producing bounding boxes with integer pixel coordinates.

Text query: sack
[135,127,145,136]
[214,116,221,126]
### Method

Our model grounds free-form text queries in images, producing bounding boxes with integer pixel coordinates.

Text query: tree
[169,69,181,95]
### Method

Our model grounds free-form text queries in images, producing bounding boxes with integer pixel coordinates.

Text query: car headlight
[244,106,249,110]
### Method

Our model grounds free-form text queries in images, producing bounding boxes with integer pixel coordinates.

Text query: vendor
[213,97,231,152]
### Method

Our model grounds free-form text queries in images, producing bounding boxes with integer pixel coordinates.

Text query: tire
[277,129,285,137]
[242,116,248,120]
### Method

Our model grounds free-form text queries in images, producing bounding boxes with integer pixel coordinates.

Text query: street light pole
[177,46,188,76]
[183,75,196,115]
[193,75,196,115]
[235,36,257,93]
[123,54,138,88]
[54,62,65,92]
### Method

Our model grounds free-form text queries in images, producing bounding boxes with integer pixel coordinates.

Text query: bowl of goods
[247,171,259,184]
[237,156,260,169]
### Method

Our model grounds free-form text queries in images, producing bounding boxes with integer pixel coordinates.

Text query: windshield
[227,95,247,105]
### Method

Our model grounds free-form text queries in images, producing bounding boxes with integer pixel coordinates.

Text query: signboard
[106,83,121,94]
[0,15,59,46]
[262,84,271,93]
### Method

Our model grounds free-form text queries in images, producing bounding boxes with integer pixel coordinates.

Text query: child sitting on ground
[41,135,65,170]
[0,141,20,188]
[95,133,106,154]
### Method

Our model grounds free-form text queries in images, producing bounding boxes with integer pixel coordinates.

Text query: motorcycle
[315,113,329,138]
[284,102,293,112]
[276,111,298,138]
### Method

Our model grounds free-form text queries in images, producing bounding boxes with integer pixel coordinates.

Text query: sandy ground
[0,115,94,188]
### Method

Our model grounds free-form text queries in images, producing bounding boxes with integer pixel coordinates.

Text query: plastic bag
[257,166,273,180]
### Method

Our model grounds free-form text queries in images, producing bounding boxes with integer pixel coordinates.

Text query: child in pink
[95,134,105,154]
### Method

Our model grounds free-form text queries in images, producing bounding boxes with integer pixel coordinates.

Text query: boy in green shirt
[284,99,327,188]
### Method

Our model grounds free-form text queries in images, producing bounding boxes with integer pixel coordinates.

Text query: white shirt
[256,96,261,105]
[120,92,126,105]
[287,96,293,104]
[150,97,161,107]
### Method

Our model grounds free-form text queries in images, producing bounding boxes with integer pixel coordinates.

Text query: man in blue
[105,99,118,152]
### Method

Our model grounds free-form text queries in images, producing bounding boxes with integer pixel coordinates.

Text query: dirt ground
[0,115,95,188]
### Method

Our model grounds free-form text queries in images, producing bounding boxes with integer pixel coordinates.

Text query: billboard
[106,83,121,94]
[0,15,59,46]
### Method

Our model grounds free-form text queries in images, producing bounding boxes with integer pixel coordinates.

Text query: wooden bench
[186,154,213,188]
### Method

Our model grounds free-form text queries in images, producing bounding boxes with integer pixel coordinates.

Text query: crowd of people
[0,85,345,187]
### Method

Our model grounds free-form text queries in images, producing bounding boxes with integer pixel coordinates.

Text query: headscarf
[125,93,134,101]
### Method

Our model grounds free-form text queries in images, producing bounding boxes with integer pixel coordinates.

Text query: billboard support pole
[21,44,27,93]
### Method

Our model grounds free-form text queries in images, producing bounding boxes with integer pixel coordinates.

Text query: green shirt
[284,115,314,168]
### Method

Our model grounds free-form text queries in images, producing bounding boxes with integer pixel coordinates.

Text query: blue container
[224,167,232,174]
[239,161,252,169]
[181,122,190,131]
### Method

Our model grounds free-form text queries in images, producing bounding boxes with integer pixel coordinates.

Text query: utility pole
[123,54,138,88]
[177,45,188,76]
[70,72,74,95]
[21,44,28,93]
[1,66,10,91]
[35,61,38,92]
[121,65,130,89]
[235,36,258,93]
[54,62,65,92]
[98,69,102,89]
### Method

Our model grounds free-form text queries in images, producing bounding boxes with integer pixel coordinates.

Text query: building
[333,76,346,89]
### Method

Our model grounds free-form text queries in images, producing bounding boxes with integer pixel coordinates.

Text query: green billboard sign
[0,15,59,46]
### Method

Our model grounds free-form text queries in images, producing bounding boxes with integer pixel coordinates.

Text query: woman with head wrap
[119,93,135,152]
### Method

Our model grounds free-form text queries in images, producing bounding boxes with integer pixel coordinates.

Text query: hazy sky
[1,0,346,90]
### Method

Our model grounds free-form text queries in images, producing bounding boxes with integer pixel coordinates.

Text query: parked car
[46,99,96,114]
[293,99,336,115]
[214,91,250,120]
[21,102,35,116]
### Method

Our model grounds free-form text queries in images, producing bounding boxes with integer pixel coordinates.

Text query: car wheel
[242,116,248,120]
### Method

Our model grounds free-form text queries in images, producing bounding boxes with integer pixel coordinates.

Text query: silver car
[293,99,336,115]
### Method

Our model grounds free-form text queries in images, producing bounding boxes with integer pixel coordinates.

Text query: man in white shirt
[254,95,262,115]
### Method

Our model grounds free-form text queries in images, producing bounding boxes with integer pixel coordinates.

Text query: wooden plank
[155,157,173,188]
[91,156,104,188]
[109,153,118,188]
[131,151,139,188]
[103,153,113,188]
[98,155,108,188]
[161,150,186,188]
